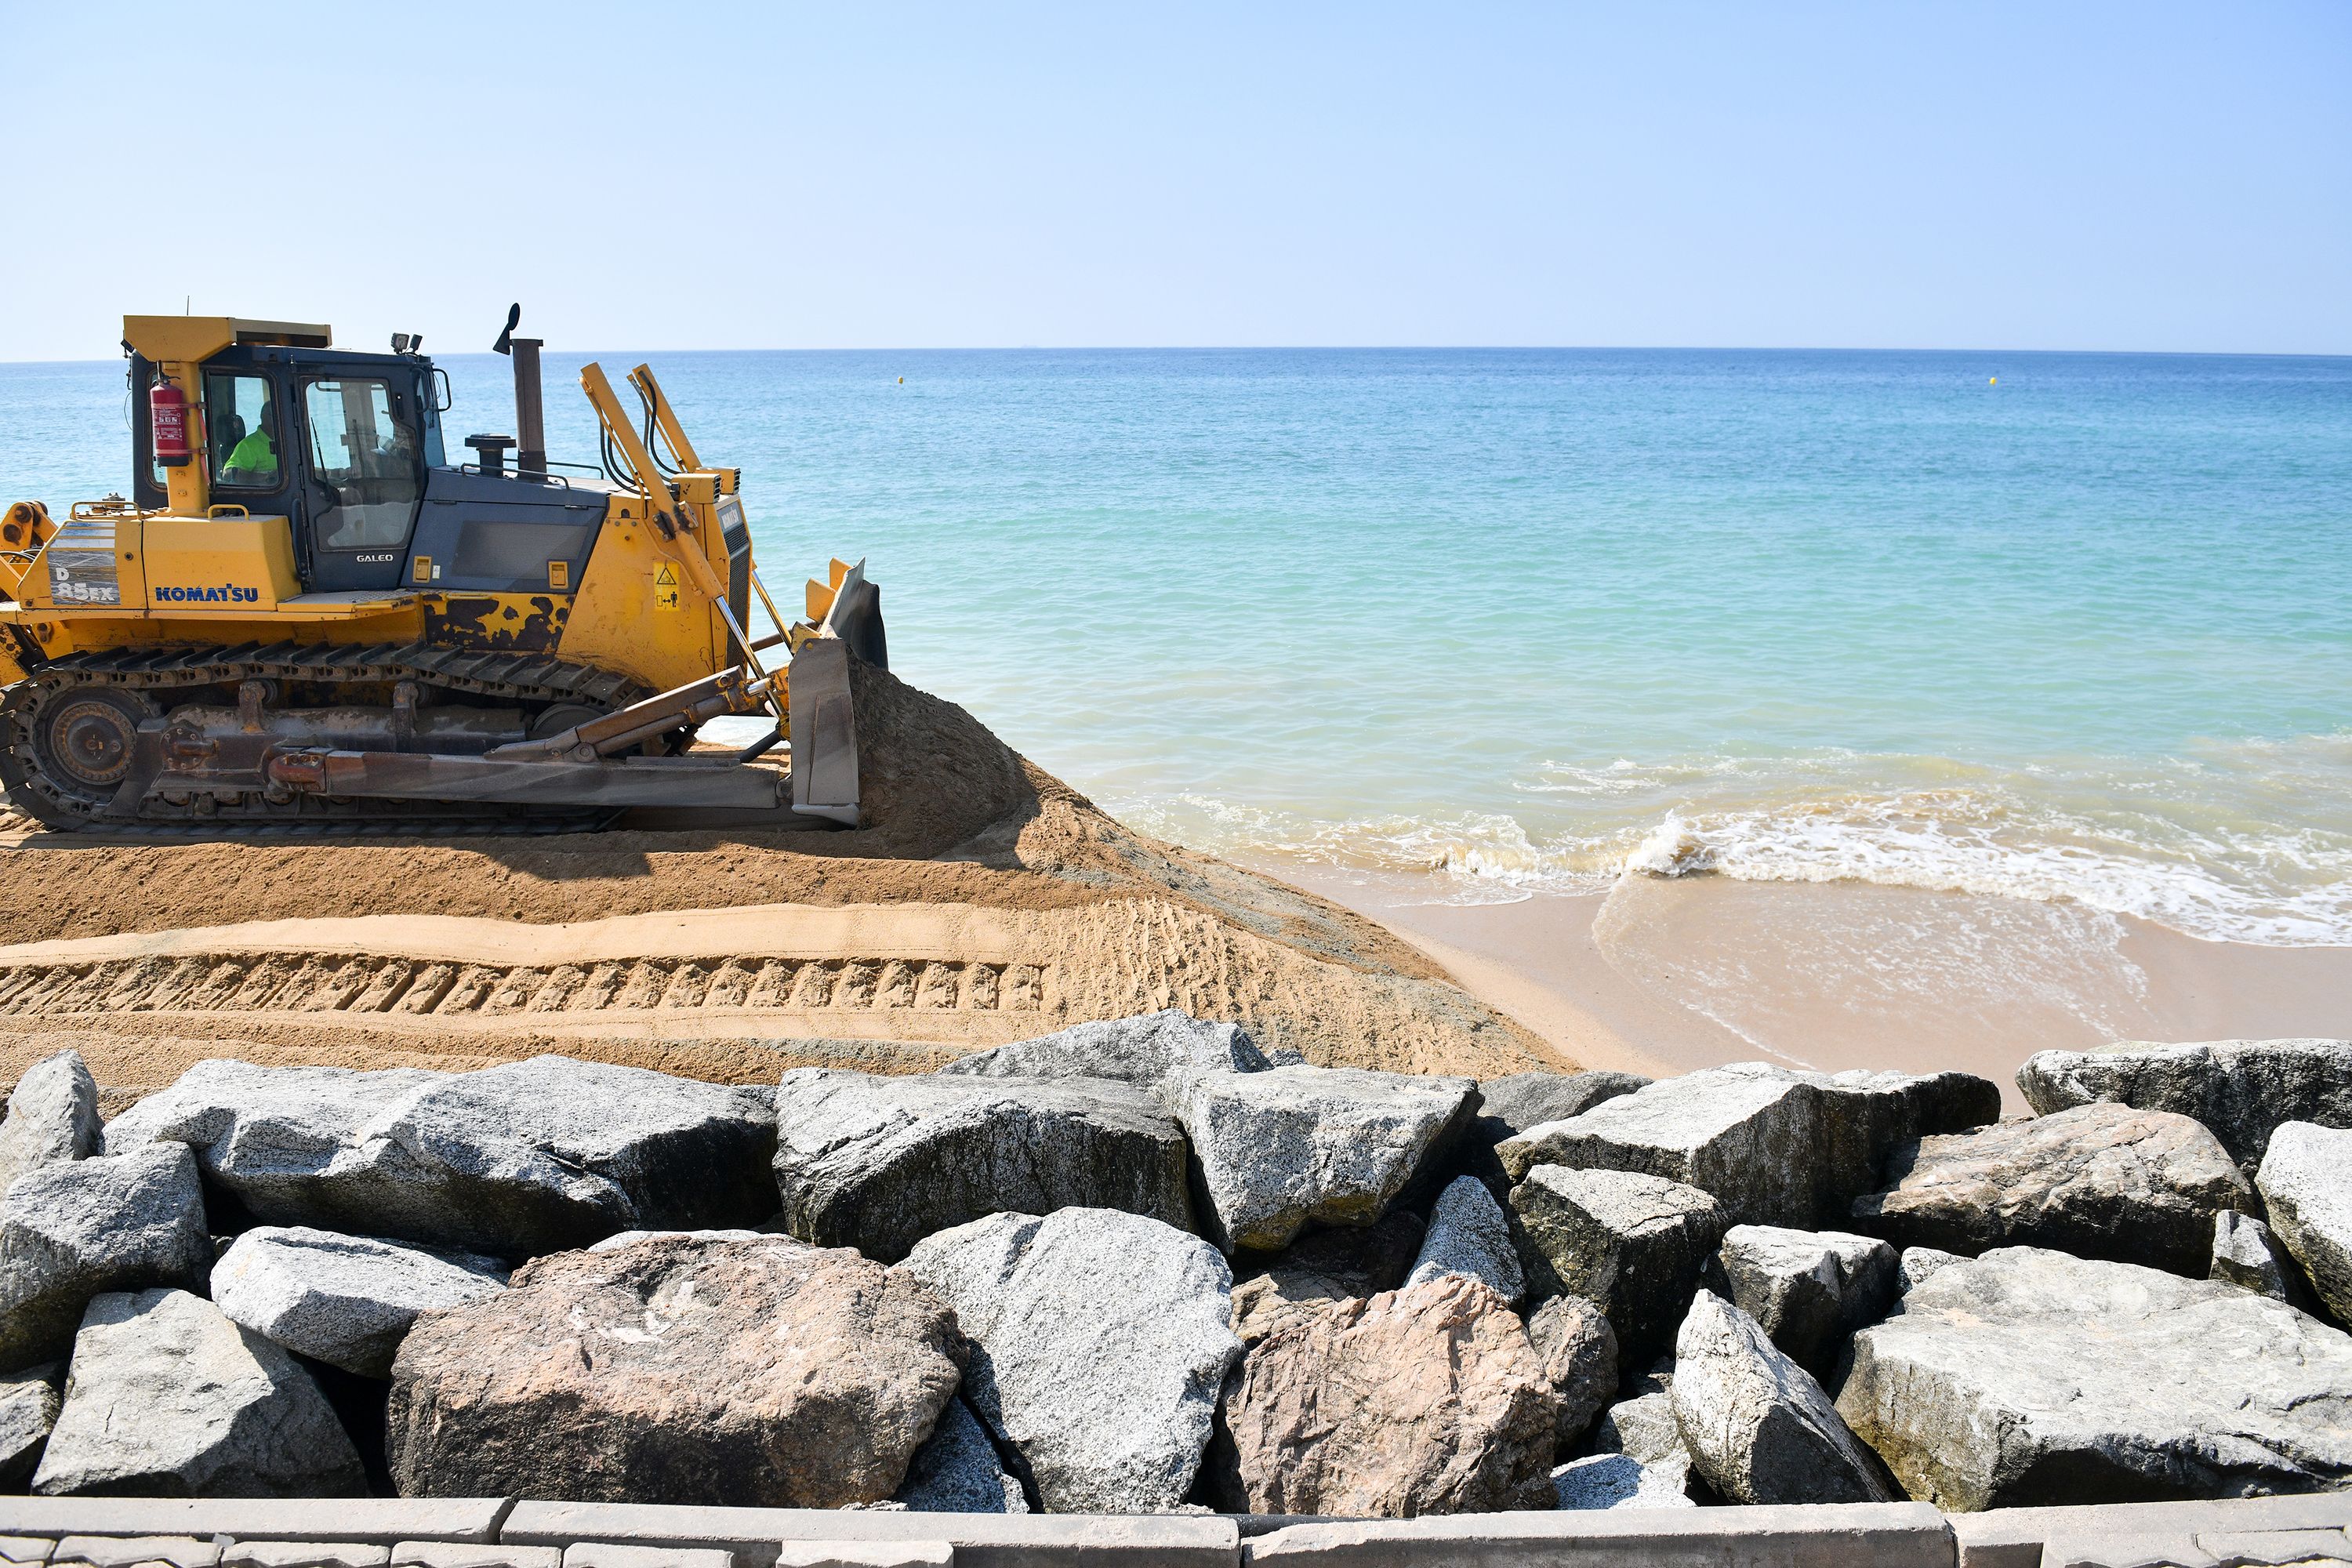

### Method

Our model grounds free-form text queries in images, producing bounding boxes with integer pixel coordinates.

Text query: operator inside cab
[220,394,278,485]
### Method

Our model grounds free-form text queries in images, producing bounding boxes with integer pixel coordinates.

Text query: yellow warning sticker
[652,561,681,612]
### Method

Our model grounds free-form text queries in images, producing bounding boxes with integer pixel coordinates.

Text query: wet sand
[1269,863,2352,1110]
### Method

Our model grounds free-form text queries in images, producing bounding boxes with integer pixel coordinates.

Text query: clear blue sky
[3,2,2345,361]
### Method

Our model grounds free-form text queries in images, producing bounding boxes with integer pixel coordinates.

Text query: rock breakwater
[0,1023,2348,1518]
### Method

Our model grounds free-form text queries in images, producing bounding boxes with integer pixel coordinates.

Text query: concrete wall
[2,1495,2349,1568]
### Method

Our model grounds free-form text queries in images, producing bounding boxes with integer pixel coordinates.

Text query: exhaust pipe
[510,337,546,478]
[492,305,546,479]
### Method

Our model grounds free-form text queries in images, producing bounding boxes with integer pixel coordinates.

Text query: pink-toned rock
[1207,1274,1561,1517]
[387,1233,965,1507]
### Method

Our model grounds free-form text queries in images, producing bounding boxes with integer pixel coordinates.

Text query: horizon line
[5,343,2350,368]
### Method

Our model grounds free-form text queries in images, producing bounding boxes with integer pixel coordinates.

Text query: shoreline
[1258,859,2352,1109]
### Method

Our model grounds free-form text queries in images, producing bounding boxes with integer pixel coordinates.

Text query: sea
[5,347,2347,947]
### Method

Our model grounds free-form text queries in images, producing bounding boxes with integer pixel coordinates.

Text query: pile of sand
[0,661,1560,1104]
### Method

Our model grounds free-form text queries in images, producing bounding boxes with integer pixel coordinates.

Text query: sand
[1276,861,2352,1112]
[0,662,1560,1105]
[10,655,2331,1117]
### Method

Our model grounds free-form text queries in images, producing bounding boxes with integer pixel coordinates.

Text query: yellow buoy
[1989,376,1998,385]
[898,376,904,384]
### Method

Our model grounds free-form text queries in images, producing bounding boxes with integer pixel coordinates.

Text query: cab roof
[124,316,332,364]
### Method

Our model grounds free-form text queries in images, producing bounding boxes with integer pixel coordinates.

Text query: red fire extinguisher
[150,379,191,467]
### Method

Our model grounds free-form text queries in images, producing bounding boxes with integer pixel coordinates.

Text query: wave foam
[1655,814,2348,946]
[1111,736,2352,947]
[1623,812,1712,878]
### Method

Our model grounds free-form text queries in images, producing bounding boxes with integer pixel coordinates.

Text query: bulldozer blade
[789,637,861,826]
[819,558,888,670]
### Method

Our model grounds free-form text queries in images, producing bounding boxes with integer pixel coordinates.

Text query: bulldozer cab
[129,342,440,593]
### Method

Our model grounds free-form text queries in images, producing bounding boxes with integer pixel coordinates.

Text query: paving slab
[1953,1499,2352,1568]
[499,1504,1235,1568]
[53,1541,218,1568]
[562,1547,734,1568]
[10,1501,2343,1568]
[1225,1522,1335,1541]
[1243,1502,1953,1567]
[390,1548,559,1568]
[773,1548,952,1568]
[0,1503,509,1548]
[220,1547,390,1568]
[2199,1530,2352,1566]
[2037,1534,2216,1568]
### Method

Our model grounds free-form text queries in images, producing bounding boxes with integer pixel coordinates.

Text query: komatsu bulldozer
[0,311,883,832]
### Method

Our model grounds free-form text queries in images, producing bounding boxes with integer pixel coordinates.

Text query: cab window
[304,379,423,551]
[205,373,280,490]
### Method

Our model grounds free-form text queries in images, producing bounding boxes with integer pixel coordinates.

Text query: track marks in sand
[0,953,1051,1023]
[0,896,1561,1079]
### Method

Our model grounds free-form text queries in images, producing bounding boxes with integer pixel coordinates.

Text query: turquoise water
[5,348,2349,943]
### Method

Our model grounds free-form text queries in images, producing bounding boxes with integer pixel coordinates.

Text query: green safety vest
[223,429,278,480]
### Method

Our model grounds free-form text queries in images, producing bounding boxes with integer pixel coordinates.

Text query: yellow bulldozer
[0,310,881,832]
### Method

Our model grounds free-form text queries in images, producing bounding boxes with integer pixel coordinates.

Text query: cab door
[297,375,425,591]
[201,365,298,524]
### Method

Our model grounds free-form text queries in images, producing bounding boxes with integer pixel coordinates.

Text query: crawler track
[0,641,653,832]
